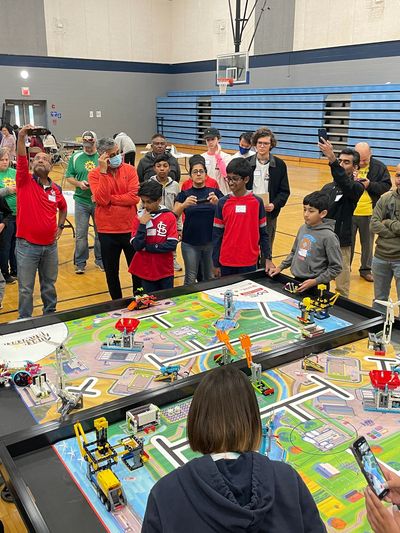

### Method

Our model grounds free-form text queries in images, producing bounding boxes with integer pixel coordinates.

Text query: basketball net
[217,77,234,95]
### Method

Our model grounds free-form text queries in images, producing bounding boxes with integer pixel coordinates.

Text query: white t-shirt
[252,159,270,195]
[231,149,256,159]
[201,150,232,195]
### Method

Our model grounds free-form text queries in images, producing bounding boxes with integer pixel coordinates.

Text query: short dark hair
[1,124,13,134]
[153,154,170,166]
[187,366,262,454]
[340,148,360,168]
[138,180,162,201]
[188,154,206,174]
[226,157,252,178]
[151,133,166,142]
[303,191,329,212]
[239,132,253,144]
[252,127,277,149]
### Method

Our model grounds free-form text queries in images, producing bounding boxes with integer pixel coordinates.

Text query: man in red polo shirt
[16,124,67,318]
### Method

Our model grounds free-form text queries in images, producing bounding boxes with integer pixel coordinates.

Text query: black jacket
[142,452,326,533]
[321,160,364,247]
[0,197,12,246]
[137,151,181,183]
[364,157,392,207]
[246,154,290,219]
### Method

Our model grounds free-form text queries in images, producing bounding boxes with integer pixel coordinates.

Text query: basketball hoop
[217,77,234,95]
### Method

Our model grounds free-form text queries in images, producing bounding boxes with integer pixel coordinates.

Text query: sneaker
[173,259,182,271]
[0,303,3,310]
[75,267,85,275]
[360,272,373,282]
[4,274,17,284]
[95,262,105,272]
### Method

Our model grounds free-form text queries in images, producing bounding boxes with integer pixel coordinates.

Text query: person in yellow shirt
[352,142,391,282]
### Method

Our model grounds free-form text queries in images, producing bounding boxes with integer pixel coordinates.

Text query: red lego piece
[369,370,400,390]
[115,318,140,333]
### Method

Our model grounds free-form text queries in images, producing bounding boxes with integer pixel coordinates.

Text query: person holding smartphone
[365,465,400,533]
[174,155,222,285]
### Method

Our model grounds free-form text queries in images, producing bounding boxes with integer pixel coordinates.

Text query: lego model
[216,329,237,356]
[259,413,278,457]
[283,281,299,294]
[302,354,324,373]
[126,404,160,434]
[74,416,148,512]
[0,361,43,388]
[363,370,400,413]
[154,364,181,382]
[368,299,400,355]
[240,334,275,396]
[224,289,235,319]
[301,323,325,339]
[298,284,340,324]
[127,289,157,311]
[213,346,234,366]
[29,373,51,398]
[102,318,144,352]
[55,344,84,421]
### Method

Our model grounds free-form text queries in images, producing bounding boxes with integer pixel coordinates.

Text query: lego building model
[298,284,340,325]
[368,299,400,355]
[363,370,400,413]
[102,318,144,352]
[240,334,274,396]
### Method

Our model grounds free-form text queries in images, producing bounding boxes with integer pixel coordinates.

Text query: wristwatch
[58,224,65,229]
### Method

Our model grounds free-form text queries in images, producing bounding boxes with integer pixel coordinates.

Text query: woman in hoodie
[142,365,326,533]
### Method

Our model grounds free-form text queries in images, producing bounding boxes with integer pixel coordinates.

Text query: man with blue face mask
[88,137,140,299]
[232,132,255,159]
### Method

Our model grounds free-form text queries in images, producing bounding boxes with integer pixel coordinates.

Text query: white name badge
[48,194,56,202]
[253,170,262,177]
[235,205,246,213]
[334,194,343,202]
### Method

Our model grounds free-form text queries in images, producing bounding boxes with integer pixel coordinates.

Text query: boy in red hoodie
[129,180,178,293]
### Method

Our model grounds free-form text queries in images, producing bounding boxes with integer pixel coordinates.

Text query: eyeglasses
[192,169,205,175]
[257,141,271,146]
[227,175,244,183]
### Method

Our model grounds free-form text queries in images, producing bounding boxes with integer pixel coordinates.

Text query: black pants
[124,152,136,166]
[98,232,139,299]
[142,276,174,294]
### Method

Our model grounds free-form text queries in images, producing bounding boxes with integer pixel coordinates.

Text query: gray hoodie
[279,219,342,284]
[370,188,400,261]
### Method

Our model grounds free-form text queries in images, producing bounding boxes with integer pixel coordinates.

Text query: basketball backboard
[216,51,249,85]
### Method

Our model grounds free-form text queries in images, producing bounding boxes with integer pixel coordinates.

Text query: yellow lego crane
[74,416,148,512]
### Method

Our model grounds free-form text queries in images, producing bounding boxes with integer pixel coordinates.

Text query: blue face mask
[109,154,122,168]
[239,146,250,155]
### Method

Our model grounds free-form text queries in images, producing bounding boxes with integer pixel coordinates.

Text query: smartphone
[351,436,389,499]
[318,128,328,142]
[26,127,48,136]
[196,198,209,204]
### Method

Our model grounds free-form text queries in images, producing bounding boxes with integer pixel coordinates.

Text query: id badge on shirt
[253,170,262,178]
[48,193,56,202]
[235,205,246,213]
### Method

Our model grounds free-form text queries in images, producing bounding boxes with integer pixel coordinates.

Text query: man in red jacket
[15,124,67,318]
[88,137,139,299]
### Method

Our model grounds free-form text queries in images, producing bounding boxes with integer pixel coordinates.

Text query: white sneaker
[173,259,182,271]
[75,267,85,274]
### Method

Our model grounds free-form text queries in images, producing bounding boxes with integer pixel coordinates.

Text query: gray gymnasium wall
[0,0,47,56]
[253,0,296,55]
[0,66,168,142]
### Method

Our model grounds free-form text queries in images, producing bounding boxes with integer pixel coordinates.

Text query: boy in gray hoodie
[268,191,342,292]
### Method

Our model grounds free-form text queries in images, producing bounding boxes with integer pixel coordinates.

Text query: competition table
[0,272,387,532]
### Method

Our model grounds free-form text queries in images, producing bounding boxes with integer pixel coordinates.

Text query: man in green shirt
[66,131,103,273]
[0,147,17,283]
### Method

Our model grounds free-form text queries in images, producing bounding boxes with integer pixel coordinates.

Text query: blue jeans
[16,238,58,318]
[181,242,213,285]
[220,264,257,277]
[74,201,102,268]
[372,256,400,313]
[0,270,5,305]
[142,276,174,294]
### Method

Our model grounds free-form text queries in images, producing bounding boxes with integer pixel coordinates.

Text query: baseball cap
[82,130,97,143]
[203,128,220,139]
